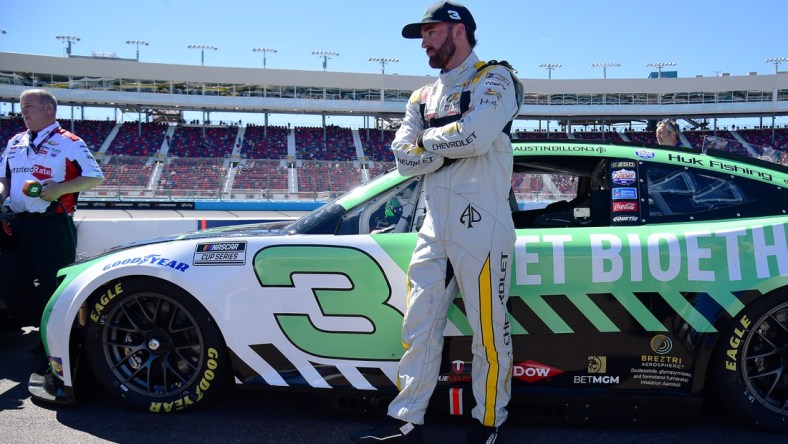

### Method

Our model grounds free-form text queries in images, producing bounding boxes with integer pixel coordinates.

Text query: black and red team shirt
[1,121,104,214]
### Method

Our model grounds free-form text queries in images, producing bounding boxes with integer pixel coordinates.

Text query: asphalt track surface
[1,328,784,444]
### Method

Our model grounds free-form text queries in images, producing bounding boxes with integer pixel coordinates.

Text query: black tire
[84,277,229,413]
[711,289,787,433]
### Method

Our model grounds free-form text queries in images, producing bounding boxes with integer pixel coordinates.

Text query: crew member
[656,118,683,146]
[0,89,104,331]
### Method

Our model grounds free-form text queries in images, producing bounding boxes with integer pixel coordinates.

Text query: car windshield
[284,201,345,235]
[284,169,407,235]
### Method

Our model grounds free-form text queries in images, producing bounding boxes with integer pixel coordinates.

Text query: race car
[29,139,787,432]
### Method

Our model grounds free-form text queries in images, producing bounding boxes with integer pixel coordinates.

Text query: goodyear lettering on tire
[148,347,219,413]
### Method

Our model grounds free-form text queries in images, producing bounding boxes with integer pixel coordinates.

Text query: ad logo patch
[194,242,247,265]
[612,187,638,200]
[32,164,53,181]
[512,360,564,383]
[612,169,637,185]
[612,201,638,212]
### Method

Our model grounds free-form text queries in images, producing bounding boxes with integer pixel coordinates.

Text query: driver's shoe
[350,417,422,443]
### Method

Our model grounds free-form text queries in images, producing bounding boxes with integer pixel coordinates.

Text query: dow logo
[512,360,563,383]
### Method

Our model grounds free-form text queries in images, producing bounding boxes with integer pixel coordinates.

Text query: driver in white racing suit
[351,2,523,443]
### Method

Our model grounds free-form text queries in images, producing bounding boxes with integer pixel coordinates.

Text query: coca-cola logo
[32,164,53,181]
[612,201,638,212]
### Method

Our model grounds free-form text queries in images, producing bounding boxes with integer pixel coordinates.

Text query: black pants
[0,213,77,327]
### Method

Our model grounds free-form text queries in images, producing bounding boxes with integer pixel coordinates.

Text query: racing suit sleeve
[421,66,523,160]
[391,87,445,177]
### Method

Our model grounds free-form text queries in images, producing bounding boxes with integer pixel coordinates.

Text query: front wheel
[711,290,787,433]
[84,278,229,412]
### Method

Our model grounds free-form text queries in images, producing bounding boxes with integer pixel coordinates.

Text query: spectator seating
[681,129,735,151]
[359,128,396,162]
[298,161,361,193]
[625,130,657,145]
[512,130,569,140]
[6,116,786,199]
[233,160,289,192]
[168,125,237,158]
[241,125,289,159]
[59,119,116,151]
[158,158,227,197]
[2,117,114,152]
[571,131,625,142]
[98,155,154,188]
[511,173,576,202]
[295,125,356,161]
[0,117,26,144]
[737,128,788,152]
[367,162,396,177]
[107,122,168,156]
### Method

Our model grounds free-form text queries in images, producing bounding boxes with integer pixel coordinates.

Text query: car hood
[81,220,292,262]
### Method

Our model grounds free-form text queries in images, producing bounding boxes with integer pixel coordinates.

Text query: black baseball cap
[402,1,477,39]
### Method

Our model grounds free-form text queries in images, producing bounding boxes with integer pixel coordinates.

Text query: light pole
[253,48,277,69]
[56,35,80,57]
[646,62,676,78]
[126,40,149,61]
[539,63,561,79]
[369,57,399,74]
[369,58,398,103]
[188,44,217,66]
[591,62,620,79]
[765,57,788,74]
[312,51,339,71]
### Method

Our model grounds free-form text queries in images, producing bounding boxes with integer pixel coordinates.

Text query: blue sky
[1,0,786,127]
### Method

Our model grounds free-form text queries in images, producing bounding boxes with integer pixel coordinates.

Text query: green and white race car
[29,140,788,432]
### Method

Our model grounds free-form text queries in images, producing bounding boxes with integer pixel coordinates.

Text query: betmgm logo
[587,356,606,374]
[576,356,619,384]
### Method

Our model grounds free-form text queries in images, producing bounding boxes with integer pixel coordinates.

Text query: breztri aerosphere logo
[650,335,673,355]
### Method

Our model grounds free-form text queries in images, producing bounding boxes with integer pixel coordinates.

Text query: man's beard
[428,31,456,70]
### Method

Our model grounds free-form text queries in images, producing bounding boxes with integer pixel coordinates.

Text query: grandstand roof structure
[1,51,787,123]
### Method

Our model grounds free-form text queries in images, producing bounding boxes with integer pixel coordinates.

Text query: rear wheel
[84,278,229,412]
[711,290,787,433]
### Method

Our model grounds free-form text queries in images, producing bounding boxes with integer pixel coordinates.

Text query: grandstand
[1,51,787,204]
[4,114,785,204]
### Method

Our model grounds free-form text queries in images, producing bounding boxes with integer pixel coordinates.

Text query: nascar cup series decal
[194,242,247,266]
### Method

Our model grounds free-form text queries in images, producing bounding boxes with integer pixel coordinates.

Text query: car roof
[512,139,787,185]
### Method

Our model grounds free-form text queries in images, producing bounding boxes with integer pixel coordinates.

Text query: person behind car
[656,118,683,146]
[350,2,523,443]
[0,89,104,351]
